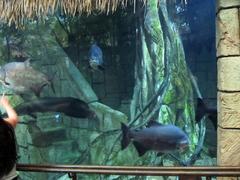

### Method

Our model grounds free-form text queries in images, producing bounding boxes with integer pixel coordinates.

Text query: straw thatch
[0,0,146,26]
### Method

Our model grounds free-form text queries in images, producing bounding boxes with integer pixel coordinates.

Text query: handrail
[17,164,240,176]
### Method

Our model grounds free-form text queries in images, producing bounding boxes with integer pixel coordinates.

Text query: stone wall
[217,0,240,179]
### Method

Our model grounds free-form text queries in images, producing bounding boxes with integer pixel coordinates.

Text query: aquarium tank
[0,0,216,179]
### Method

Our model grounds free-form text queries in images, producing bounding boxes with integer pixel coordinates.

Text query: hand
[0,95,19,128]
[0,95,10,107]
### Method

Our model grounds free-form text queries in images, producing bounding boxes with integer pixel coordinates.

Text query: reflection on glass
[0,0,216,179]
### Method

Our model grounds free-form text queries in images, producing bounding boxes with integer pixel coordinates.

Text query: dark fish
[195,98,217,129]
[0,60,54,97]
[10,97,95,119]
[121,121,189,156]
[88,42,104,71]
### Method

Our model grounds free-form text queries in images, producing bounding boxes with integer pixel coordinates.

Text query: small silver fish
[121,121,189,156]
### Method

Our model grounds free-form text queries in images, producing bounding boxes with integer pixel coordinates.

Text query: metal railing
[17,164,240,180]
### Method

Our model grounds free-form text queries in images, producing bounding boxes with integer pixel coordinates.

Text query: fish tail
[121,123,131,150]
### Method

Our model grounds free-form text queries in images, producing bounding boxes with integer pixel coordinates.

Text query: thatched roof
[0,0,146,26]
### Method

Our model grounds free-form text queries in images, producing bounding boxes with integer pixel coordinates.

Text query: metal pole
[16,164,240,177]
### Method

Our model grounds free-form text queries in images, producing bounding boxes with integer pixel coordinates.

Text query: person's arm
[0,96,19,128]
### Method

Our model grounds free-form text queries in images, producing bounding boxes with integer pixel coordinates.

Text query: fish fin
[195,98,207,123]
[121,123,131,150]
[147,120,163,127]
[32,80,53,97]
[32,86,42,97]
[98,65,105,71]
[133,141,148,157]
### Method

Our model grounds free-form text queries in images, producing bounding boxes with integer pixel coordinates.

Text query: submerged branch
[186,119,206,166]
[185,69,206,166]
[129,72,169,127]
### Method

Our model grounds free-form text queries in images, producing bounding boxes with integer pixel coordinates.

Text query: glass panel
[0,0,216,179]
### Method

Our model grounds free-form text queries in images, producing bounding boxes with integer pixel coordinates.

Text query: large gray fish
[9,97,95,119]
[0,60,54,97]
[121,121,189,156]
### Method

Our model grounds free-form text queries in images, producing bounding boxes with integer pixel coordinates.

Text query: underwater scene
[0,0,216,179]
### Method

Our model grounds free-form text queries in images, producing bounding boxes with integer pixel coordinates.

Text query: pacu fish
[89,42,104,71]
[0,60,54,97]
[10,97,95,119]
[121,121,189,156]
